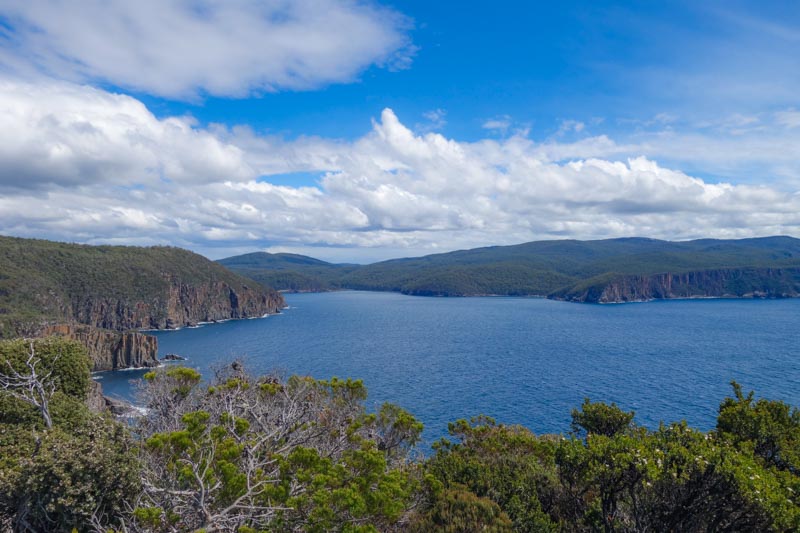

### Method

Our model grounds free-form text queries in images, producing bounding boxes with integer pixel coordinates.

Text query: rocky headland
[221,236,800,303]
[0,236,285,371]
[552,267,800,303]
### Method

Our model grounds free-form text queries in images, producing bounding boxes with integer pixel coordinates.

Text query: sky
[0,0,799,262]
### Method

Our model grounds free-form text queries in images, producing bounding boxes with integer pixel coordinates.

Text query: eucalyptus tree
[128,363,424,532]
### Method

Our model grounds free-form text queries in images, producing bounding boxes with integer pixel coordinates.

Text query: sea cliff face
[49,279,283,370]
[0,237,287,372]
[42,323,159,371]
[69,279,285,330]
[555,267,800,303]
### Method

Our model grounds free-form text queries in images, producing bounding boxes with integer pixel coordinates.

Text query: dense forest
[218,252,359,293]
[1,337,798,531]
[220,237,800,302]
[0,235,284,338]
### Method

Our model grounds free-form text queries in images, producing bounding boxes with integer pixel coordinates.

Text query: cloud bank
[1,80,798,261]
[0,0,414,99]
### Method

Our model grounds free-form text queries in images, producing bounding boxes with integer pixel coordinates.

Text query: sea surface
[97,291,800,445]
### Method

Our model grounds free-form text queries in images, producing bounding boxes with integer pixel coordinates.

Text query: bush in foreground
[128,364,423,532]
[1,339,798,532]
[419,392,800,532]
[0,338,138,532]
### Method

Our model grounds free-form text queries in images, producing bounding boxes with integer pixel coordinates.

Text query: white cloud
[416,109,446,132]
[482,116,511,133]
[0,80,254,191]
[555,119,585,136]
[616,110,800,186]
[0,82,799,261]
[775,109,800,129]
[0,0,414,99]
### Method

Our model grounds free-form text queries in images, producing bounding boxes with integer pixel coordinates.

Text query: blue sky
[0,0,799,261]
[136,1,799,141]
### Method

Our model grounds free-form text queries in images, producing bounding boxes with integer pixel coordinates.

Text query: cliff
[222,236,800,299]
[552,267,800,303]
[69,277,285,330]
[0,236,286,370]
[42,324,159,371]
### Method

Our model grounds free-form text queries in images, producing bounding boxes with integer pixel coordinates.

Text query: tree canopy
[1,340,798,532]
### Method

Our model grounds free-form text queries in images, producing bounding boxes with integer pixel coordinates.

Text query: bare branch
[0,341,59,428]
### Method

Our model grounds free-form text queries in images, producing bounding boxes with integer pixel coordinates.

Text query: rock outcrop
[42,323,159,371]
[0,237,287,371]
[554,267,800,303]
[87,379,140,417]
[87,380,108,413]
[70,278,284,331]
[37,280,283,371]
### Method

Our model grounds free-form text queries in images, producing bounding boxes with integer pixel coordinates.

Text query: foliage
[1,338,798,531]
[424,417,559,532]
[0,337,91,401]
[0,235,283,336]
[571,398,635,438]
[0,337,139,532]
[407,487,513,532]
[423,397,800,532]
[555,421,799,531]
[0,418,140,532]
[129,365,423,532]
[717,381,800,473]
[221,236,800,298]
[0,337,92,431]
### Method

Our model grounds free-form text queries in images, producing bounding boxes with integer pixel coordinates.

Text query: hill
[0,236,285,369]
[220,236,800,302]
[218,251,358,292]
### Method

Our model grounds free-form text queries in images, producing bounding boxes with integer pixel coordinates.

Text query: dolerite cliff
[70,276,285,331]
[0,236,285,370]
[42,324,158,371]
[553,267,800,303]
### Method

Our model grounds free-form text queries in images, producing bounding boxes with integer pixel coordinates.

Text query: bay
[97,291,800,445]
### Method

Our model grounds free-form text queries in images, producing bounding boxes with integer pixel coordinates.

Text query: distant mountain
[0,236,285,369]
[220,237,800,302]
[218,252,358,292]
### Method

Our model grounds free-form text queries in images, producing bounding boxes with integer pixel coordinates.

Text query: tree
[0,337,138,532]
[0,341,56,428]
[571,398,635,438]
[407,487,513,532]
[128,364,423,532]
[423,417,559,532]
[0,338,90,429]
[717,381,800,474]
[556,418,799,532]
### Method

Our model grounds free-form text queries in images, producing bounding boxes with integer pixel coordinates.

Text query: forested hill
[220,236,800,302]
[0,236,285,369]
[218,252,357,292]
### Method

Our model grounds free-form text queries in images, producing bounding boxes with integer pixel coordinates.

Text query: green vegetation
[0,235,282,336]
[220,236,800,301]
[1,337,799,531]
[420,394,800,532]
[133,368,422,532]
[218,251,358,292]
[0,338,138,531]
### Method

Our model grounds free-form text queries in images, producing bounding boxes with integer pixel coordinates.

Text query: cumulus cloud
[0,80,254,191]
[0,0,414,99]
[1,82,799,261]
[616,110,800,186]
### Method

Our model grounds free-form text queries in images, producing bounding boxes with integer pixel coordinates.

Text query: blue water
[97,292,800,444]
